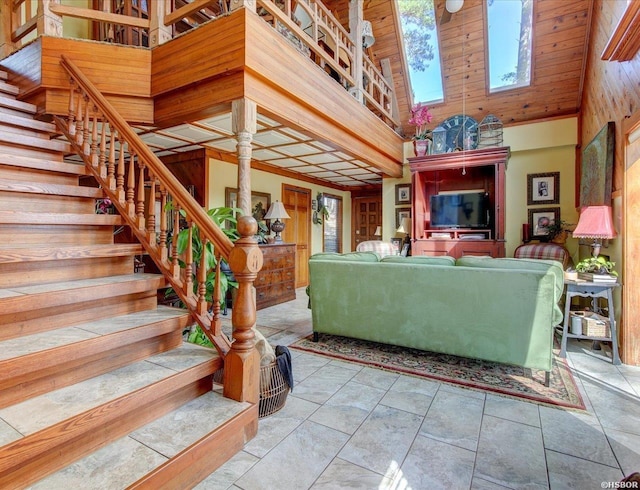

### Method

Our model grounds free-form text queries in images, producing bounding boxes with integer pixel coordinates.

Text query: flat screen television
[430,191,489,228]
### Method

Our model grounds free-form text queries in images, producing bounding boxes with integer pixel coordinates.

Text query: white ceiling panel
[139,133,184,148]
[320,162,356,171]
[280,127,311,140]
[269,158,309,168]
[253,130,296,146]
[276,143,322,156]
[203,139,237,151]
[198,114,233,134]
[253,149,285,160]
[290,165,323,173]
[162,124,217,142]
[299,153,341,164]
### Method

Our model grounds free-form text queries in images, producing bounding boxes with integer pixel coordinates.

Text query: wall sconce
[264,201,291,242]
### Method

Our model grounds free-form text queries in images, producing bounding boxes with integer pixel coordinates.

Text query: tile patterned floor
[199,289,640,490]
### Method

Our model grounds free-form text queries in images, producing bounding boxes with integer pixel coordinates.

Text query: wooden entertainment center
[408,146,510,258]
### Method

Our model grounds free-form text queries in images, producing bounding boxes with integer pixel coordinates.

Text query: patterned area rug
[291,334,585,410]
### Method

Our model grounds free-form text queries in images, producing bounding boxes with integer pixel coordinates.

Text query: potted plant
[574,256,618,281]
[545,219,573,244]
[408,102,433,156]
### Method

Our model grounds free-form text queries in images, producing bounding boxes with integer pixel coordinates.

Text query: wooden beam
[164,0,218,27]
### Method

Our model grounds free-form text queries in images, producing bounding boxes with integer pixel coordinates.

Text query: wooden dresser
[255,243,296,310]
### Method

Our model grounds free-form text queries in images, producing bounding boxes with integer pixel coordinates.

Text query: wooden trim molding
[601,1,640,62]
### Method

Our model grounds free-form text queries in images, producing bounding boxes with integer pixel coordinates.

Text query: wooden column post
[223,215,263,403]
[36,0,63,38]
[149,0,172,47]
[0,0,16,58]
[348,0,364,103]
[229,0,256,12]
[232,98,257,216]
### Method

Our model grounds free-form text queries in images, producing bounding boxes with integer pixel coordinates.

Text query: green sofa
[308,252,564,379]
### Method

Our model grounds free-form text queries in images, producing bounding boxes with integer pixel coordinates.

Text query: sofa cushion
[381,255,456,266]
[309,251,380,262]
[456,255,564,324]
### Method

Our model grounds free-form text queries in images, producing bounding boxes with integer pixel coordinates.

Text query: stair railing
[55,55,262,402]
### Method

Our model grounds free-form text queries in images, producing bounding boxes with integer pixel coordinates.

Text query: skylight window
[399,0,444,104]
[486,0,534,93]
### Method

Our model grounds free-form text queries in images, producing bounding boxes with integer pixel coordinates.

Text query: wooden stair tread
[0,177,103,199]
[0,306,188,363]
[0,71,7,80]
[39,392,253,489]
[0,274,167,315]
[0,152,88,175]
[0,344,233,486]
[0,243,144,264]
[0,95,36,115]
[0,211,122,225]
[0,82,19,97]
[0,130,70,153]
[0,112,57,133]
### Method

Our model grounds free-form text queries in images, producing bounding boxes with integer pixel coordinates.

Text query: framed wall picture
[225,187,271,223]
[580,121,614,207]
[527,172,559,205]
[528,207,560,240]
[395,207,411,229]
[395,183,411,205]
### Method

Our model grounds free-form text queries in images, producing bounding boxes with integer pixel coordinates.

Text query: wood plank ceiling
[328,0,593,138]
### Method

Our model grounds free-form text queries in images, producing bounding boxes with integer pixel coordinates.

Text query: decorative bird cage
[477,115,503,148]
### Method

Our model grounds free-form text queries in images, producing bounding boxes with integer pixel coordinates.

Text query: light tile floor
[199,289,640,490]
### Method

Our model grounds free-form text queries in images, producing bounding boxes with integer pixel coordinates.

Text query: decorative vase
[413,139,431,157]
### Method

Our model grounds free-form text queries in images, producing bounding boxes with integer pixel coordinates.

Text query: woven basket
[213,360,290,418]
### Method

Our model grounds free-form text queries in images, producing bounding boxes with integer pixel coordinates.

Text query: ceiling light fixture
[445,0,464,14]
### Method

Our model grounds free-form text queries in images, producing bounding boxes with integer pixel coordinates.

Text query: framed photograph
[527,172,559,205]
[395,207,411,229]
[390,237,403,255]
[528,207,560,240]
[395,183,411,205]
[225,187,271,223]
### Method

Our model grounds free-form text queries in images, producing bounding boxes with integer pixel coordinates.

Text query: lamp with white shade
[374,225,382,237]
[362,20,375,48]
[396,217,412,243]
[572,205,617,257]
[445,0,464,13]
[264,201,291,242]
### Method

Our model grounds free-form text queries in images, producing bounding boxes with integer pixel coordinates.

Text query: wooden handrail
[49,4,151,29]
[57,54,236,358]
[60,55,233,258]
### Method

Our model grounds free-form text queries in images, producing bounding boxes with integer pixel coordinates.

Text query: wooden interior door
[281,184,311,288]
[352,196,382,250]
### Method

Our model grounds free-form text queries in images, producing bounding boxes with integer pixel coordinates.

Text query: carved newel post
[224,215,263,403]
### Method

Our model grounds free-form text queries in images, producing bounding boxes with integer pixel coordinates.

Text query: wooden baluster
[224,215,262,403]
[107,125,116,191]
[171,203,181,279]
[68,79,76,137]
[75,95,84,147]
[83,97,90,155]
[184,221,194,298]
[211,254,222,337]
[91,109,99,169]
[197,239,208,315]
[159,187,168,261]
[116,139,126,202]
[146,176,156,243]
[136,161,146,231]
[126,153,136,216]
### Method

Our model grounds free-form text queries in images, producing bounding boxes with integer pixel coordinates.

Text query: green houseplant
[575,256,618,277]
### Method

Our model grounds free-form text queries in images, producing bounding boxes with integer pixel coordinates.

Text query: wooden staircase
[0,71,258,488]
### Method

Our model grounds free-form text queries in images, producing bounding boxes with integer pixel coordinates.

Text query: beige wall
[387,117,579,257]
[207,159,352,255]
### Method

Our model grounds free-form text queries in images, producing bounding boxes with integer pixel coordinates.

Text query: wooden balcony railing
[55,54,261,403]
[2,0,397,127]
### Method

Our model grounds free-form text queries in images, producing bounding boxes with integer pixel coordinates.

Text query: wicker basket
[213,360,290,418]
[573,311,611,337]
